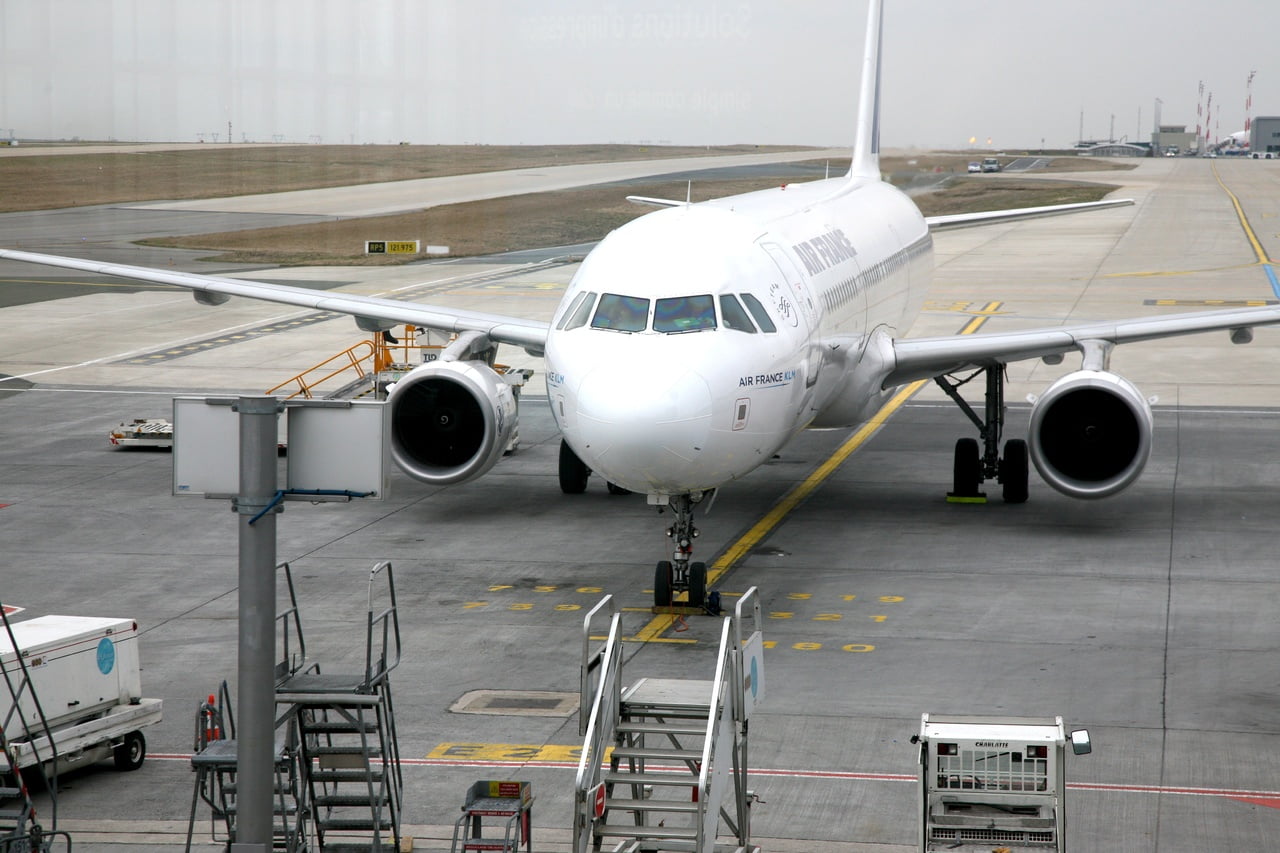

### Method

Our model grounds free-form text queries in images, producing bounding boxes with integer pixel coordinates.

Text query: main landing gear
[558,438,630,495]
[653,493,709,610]
[935,364,1029,504]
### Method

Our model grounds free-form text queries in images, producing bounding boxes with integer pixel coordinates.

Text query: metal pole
[233,396,281,852]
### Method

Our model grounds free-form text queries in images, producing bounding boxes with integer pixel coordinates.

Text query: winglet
[849,0,884,180]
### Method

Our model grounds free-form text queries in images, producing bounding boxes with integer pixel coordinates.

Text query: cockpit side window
[719,294,757,333]
[556,291,590,330]
[740,292,777,333]
[654,295,716,333]
[564,291,598,330]
[592,293,650,332]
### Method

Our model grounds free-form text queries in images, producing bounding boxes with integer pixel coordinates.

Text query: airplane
[4,0,1280,610]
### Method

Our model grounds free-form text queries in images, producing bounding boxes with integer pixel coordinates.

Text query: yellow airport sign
[365,240,420,255]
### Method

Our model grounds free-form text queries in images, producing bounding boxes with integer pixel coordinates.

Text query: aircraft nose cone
[575,367,713,489]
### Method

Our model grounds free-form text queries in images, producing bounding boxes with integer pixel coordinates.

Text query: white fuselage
[544,175,933,496]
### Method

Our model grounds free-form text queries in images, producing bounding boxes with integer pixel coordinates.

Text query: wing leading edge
[0,248,550,356]
[886,302,1280,388]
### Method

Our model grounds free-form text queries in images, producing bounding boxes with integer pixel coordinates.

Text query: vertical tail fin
[849,0,884,180]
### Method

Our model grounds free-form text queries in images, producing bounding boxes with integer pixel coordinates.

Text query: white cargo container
[1,615,163,775]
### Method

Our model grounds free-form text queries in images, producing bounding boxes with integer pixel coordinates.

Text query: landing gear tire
[952,437,981,497]
[114,730,146,771]
[1000,439,1029,504]
[558,439,589,494]
[688,562,708,610]
[654,561,673,608]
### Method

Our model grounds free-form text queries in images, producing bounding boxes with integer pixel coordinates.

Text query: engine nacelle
[387,359,517,486]
[1028,369,1153,499]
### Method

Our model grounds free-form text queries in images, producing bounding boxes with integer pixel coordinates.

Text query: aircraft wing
[885,302,1280,387]
[924,198,1134,231]
[0,248,551,355]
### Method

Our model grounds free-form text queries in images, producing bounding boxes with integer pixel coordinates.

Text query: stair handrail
[274,562,307,683]
[578,596,618,738]
[573,600,622,853]
[265,340,376,400]
[0,603,61,839]
[695,617,735,850]
[363,561,401,690]
[732,586,764,723]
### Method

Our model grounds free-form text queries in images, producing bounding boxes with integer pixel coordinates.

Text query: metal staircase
[186,560,403,853]
[0,605,71,852]
[276,561,403,853]
[574,590,764,853]
[185,565,310,853]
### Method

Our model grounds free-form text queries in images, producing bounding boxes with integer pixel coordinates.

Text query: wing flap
[0,248,550,354]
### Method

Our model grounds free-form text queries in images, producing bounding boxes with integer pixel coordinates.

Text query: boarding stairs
[0,605,71,852]
[573,591,765,853]
[275,561,403,853]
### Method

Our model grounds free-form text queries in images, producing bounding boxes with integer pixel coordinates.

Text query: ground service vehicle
[914,714,1091,852]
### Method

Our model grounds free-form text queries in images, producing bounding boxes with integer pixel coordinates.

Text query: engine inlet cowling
[1028,369,1153,499]
[387,360,517,486]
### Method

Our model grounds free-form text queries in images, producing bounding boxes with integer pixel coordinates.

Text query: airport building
[1250,116,1280,156]
[1152,124,1195,155]
[1079,142,1149,158]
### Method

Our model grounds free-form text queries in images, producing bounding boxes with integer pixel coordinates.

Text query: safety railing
[363,561,401,690]
[694,617,735,850]
[573,597,622,852]
[0,601,60,844]
[274,562,307,682]
[266,340,377,399]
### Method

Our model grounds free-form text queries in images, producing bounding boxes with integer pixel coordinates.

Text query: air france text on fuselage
[791,228,857,276]
[739,370,796,388]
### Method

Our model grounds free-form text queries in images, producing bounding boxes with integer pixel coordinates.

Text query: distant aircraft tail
[849,0,884,180]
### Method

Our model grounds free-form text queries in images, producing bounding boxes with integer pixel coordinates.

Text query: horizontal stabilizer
[626,195,687,209]
[925,198,1134,231]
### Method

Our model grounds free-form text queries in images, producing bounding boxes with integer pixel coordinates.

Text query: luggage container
[1,615,163,776]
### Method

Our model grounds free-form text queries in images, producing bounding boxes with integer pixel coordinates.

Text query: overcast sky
[1,0,1276,150]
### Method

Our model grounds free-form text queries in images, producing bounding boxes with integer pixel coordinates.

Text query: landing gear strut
[653,493,709,610]
[935,365,1029,503]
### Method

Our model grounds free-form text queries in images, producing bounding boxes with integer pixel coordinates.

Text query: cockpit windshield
[567,290,774,335]
[591,293,650,332]
[654,295,716,333]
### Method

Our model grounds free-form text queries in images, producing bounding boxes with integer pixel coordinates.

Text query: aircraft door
[761,242,822,387]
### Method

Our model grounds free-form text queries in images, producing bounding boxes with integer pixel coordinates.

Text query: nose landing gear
[653,493,709,610]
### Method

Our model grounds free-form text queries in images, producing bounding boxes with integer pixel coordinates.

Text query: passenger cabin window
[719,294,757,333]
[592,293,650,332]
[654,295,716,333]
[564,291,598,330]
[740,292,777,333]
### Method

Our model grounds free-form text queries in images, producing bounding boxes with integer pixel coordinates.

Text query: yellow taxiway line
[632,301,1003,642]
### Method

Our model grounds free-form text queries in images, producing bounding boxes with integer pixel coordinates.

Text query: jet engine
[387,359,517,486]
[1027,369,1152,499]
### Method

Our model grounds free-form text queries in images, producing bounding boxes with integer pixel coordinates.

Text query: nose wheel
[653,494,709,610]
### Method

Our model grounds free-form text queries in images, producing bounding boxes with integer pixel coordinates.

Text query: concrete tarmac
[1,156,1279,851]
